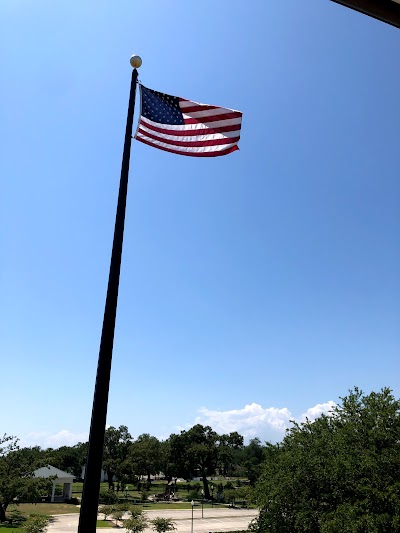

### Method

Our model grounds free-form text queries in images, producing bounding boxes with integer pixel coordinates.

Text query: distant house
[34,465,74,502]
[81,465,112,483]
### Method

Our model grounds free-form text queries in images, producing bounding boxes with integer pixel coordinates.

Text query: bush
[98,489,120,505]
[140,490,149,503]
[8,509,26,525]
[99,504,114,520]
[124,514,148,533]
[111,509,124,526]
[187,490,200,500]
[21,514,50,533]
[150,517,177,532]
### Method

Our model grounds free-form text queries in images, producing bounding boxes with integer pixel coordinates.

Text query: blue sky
[1,0,399,448]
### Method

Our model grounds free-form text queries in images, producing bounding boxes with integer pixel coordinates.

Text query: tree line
[0,424,264,522]
[3,386,399,530]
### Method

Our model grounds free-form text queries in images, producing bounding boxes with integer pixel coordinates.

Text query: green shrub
[150,517,177,532]
[8,509,26,525]
[98,489,120,505]
[140,490,149,502]
[111,509,124,526]
[21,514,50,533]
[124,514,148,533]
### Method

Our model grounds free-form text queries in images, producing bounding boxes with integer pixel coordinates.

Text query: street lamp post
[191,500,194,533]
[200,489,204,518]
[211,485,214,507]
[125,485,129,501]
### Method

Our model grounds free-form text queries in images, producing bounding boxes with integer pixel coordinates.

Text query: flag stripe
[179,103,222,113]
[137,126,240,147]
[138,118,241,138]
[183,108,240,119]
[136,134,239,157]
[183,112,241,124]
[140,115,242,132]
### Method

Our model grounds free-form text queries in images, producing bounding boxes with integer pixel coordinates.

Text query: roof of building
[34,465,75,480]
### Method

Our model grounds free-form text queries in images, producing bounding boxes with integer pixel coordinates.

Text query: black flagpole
[78,58,140,533]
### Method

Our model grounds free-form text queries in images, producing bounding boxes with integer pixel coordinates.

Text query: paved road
[48,508,259,532]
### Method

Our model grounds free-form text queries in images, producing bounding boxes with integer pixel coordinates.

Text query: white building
[34,465,74,502]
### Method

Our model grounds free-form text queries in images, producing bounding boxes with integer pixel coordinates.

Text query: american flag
[134,85,242,157]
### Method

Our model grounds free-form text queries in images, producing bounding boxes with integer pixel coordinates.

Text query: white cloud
[191,400,336,443]
[20,430,88,449]
[299,401,336,423]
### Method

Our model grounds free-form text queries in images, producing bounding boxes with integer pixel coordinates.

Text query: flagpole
[77,56,141,533]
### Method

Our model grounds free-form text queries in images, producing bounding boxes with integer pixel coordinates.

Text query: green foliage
[253,387,400,532]
[45,443,87,479]
[166,425,242,498]
[124,512,148,533]
[140,490,149,502]
[21,515,49,533]
[187,490,200,500]
[128,434,162,481]
[237,438,265,486]
[98,504,114,520]
[150,517,177,532]
[111,508,124,525]
[98,489,120,505]
[102,426,132,489]
[0,436,52,523]
[7,509,25,526]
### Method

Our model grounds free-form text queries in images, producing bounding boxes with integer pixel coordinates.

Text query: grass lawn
[0,526,23,532]
[7,503,80,515]
[96,520,113,528]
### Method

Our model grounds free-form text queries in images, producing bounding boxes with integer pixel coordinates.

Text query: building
[34,465,74,502]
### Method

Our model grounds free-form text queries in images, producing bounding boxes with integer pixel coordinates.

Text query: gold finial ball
[130,55,142,69]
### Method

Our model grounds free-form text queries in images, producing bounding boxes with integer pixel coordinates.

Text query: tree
[238,438,265,486]
[0,436,52,523]
[252,387,400,532]
[111,508,124,526]
[218,431,244,476]
[150,517,177,532]
[128,434,162,481]
[98,504,114,520]
[167,425,218,498]
[47,442,88,479]
[102,426,132,489]
[124,513,148,533]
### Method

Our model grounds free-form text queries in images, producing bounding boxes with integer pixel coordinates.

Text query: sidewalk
[48,508,259,532]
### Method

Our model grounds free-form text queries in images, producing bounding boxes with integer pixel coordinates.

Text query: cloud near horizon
[19,400,336,449]
[20,430,88,449]
[193,400,336,442]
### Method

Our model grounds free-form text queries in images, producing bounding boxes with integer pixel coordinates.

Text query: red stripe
[184,112,242,124]
[179,103,222,113]
[137,128,240,148]
[138,119,241,137]
[136,136,239,157]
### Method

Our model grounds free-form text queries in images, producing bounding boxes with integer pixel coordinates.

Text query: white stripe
[136,132,237,153]
[138,123,240,142]
[182,108,240,119]
[140,115,242,131]
[179,100,241,113]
